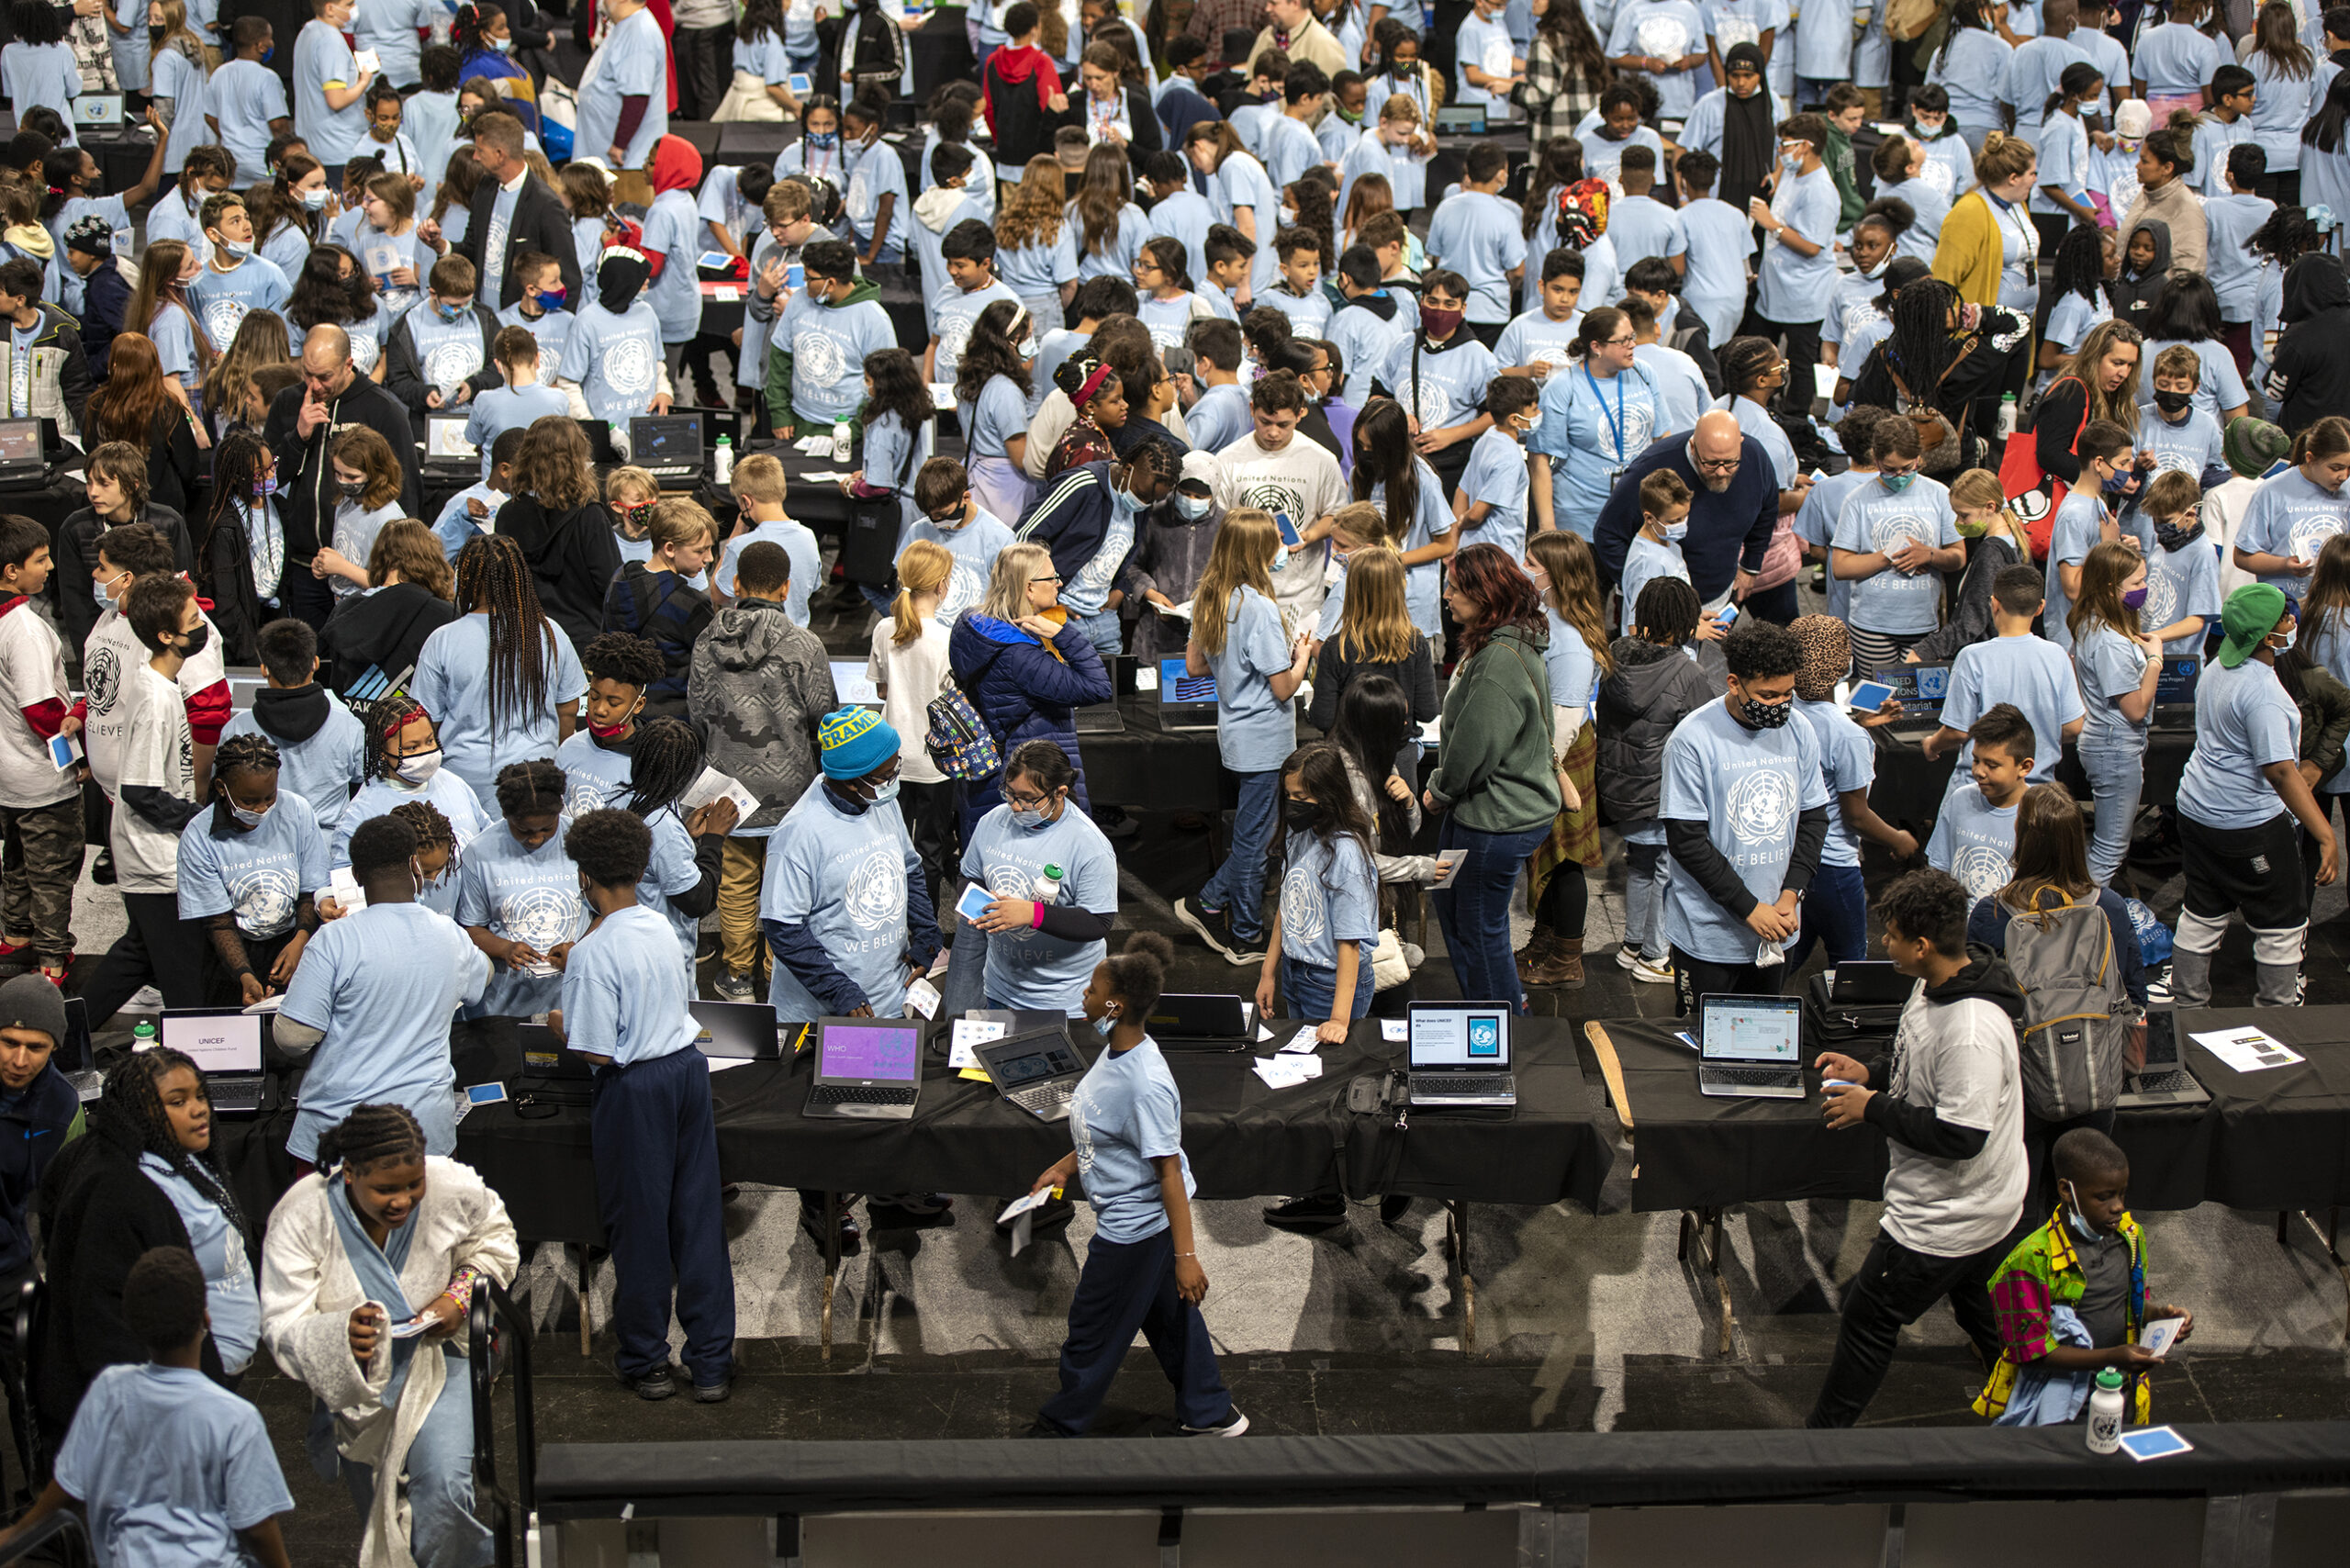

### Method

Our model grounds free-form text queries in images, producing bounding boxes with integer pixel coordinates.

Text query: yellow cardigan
[1934,191,2006,309]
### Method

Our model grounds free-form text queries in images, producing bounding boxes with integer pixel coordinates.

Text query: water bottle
[1997,393,2020,440]
[832,419,853,464]
[2087,1366,2125,1452]
[131,1018,157,1051]
[1033,863,1064,904]
[712,434,733,486]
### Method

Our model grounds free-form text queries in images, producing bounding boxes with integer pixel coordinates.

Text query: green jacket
[765,273,885,439]
[1426,623,1561,835]
[1825,127,1865,231]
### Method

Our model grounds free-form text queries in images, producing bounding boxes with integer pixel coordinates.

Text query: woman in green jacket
[1423,543,1562,1012]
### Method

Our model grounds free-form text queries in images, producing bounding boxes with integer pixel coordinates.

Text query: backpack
[2002,889,2132,1120]
[924,677,1001,781]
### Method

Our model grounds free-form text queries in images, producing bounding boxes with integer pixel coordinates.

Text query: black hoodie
[1860,944,2026,1161]
[2266,253,2350,435]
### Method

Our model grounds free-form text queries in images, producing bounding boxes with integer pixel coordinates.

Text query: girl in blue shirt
[1258,740,1379,1036]
[1024,931,1243,1439]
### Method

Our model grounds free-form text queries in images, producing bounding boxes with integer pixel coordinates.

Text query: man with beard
[1594,409,1784,619]
[261,325,423,630]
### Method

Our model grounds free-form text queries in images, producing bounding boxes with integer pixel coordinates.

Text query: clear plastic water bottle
[131,1018,157,1051]
[2087,1366,2125,1452]
[712,434,733,486]
[832,419,853,463]
[1033,863,1064,904]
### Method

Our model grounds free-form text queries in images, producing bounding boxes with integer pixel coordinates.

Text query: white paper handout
[2188,1027,2304,1073]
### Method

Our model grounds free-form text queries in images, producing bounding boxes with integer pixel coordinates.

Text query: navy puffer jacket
[947,610,1114,837]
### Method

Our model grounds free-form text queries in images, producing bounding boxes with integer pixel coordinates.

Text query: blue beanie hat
[817,706,899,779]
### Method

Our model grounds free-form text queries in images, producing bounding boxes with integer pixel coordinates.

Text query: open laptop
[1828,961,1913,1005]
[1870,659,1952,734]
[1696,993,1806,1100]
[73,94,125,129]
[803,1017,923,1118]
[422,413,477,477]
[1152,655,1219,730]
[2119,1007,2211,1107]
[689,999,781,1062]
[1405,1001,1516,1108]
[57,996,99,1103]
[628,414,704,488]
[2149,655,2200,731]
[1147,993,1252,1050]
[0,420,43,488]
[157,1008,267,1114]
[973,1025,1089,1121]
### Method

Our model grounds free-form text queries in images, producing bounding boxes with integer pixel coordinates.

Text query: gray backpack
[2002,890,2132,1120]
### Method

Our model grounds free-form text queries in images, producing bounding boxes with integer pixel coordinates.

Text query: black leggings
[1536,861,1587,940]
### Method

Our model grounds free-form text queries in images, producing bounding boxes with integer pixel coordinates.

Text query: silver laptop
[157,1007,267,1114]
[1696,993,1806,1099]
[974,1025,1090,1121]
[1405,1001,1516,1108]
[802,1017,923,1118]
[2119,1007,2210,1107]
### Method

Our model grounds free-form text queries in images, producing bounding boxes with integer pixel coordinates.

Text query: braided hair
[364,692,431,782]
[102,1047,248,1238]
[207,732,280,835]
[493,757,565,819]
[453,533,554,727]
[314,1102,426,1174]
[626,716,703,818]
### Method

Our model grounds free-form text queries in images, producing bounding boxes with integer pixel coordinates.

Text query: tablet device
[465,1082,509,1105]
[1273,510,1304,548]
[956,882,995,923]
[1849,680,1895,713]
[2117,1427,2193,1461]
[789,72,811,95]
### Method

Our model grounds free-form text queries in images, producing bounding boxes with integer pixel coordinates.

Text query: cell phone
[1849,680,1896,713]
[786,261,805,289]
[789,72,811,95]
[955,882,995,923]
[46,734,79,770]
[1273,510,1304,548]
[464,1082,509,1105]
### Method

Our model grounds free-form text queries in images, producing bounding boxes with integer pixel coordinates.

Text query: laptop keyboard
[2132,1070,2198,1094]
[1010,1081,1076,1117]
[809,1083,918,1107]
[1701,1065,1802,1086]
[1413,1073,1513,1096]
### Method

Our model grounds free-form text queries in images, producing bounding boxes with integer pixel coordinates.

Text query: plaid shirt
[1522,36,1606,153]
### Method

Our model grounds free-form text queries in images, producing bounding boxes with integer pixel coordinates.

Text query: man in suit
[423,109,582,311]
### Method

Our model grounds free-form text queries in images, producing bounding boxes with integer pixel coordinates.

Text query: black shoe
[1380,1194,1412,1226]
[1262,1193,1347,1228]
[622,1366,677,1401]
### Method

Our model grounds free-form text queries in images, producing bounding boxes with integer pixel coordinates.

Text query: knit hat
[2223,416,2290,480]
[63,215,112,258]
[818,706,899,779]
[0,973,65,1043]
[2217,583,2290,669]
[2114,99,2152,140]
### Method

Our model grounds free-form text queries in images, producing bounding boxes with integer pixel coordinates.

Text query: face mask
[228,799,271,826]
[1420,306,1463,339]
[301,185,328,210]
[220,239,252,261]
[2121,585,2150,609]
[808,131,838,150]
[394,747,442,786]
[1740,693,1793,729]
[532,286,566,312]
[1662,521,1689,543]
[1174,492,1213,521]
[1284,799,1322,833]
[867,776,901,805]
[176,622,209,658]
[434,299,468,323]
[1881,470,1917,493]
[2154,388,2193,415]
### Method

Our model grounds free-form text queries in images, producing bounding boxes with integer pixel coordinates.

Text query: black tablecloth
[2177,1006,2350,1209]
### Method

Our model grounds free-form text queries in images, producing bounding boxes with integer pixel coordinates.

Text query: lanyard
[1586,364,1626,462]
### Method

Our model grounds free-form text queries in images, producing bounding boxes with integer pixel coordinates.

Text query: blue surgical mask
[1881,470,1918,493]
[434,299,467,323]
[867,776,901,805]
[1010,805,1049,831]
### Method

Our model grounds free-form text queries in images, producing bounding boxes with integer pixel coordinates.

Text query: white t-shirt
[866,615,951,787]
[112,664,196,894]
[1879,982,2028,1258]
[0,601,73,808]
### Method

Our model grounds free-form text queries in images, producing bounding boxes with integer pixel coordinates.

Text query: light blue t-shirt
[219,695,366,835]
[54,1364,291,1568]
[1796,698,1874,868]
[903,509,1013,627]
[174,792,328,939]
[464,384,569,481]
[1205,585,1295,773]
[1619,532,1692,635]
[1279,828,1378,973]
[1423,190,1528,324]
[1460,426,1532,560]
[2042,488,2111,652]
[454,820,588,1019]
[1069,1035,1191,1244]
[1926,782,2020,902]
[138,1152,259,1374]
[2144,532,2223,654]
[1757,166,1839,325]
[576,6,667,168]
[278,901,489,1159]
[410,614,589,802]
[961,801,1118,1014]
[561,902,700,1066]
[1940,634,2085,783]
[293,19,365,164]
[713,515,822,626]
[760,778,922,1019]
[1660,698,1832,963]
[1832,472,1959,636]
[2178,655,2301,831]
[2074,621,2153,752]
[2234,467,2350,597]
[550,731,635,817]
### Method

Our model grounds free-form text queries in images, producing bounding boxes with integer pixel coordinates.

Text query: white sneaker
[126,985,163,1012]
[1628,954,1674,985]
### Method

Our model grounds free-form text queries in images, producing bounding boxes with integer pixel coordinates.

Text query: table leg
[1680,1208,1734,1357]
[2278,1208,2350,1344]
[820,1192,843,1364]
[1446,1199,1476,1351]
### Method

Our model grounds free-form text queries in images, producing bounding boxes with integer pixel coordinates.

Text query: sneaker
[622,1366,677,1402]
[693,1377,733,1404]
[1627,953,1674,985]
[713,969,756,1002]
[1178,1407,1249,1437]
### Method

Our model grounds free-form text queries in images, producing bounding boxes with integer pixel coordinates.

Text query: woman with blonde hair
[497,416,621,655]
[1175,509,1314,965]
[946,539,1114,839]
[1932,130,2042,313]
[1305,545,1436,737]
[996,156,1079,329]
[1518,529,1612,986]
[869,538,959,906]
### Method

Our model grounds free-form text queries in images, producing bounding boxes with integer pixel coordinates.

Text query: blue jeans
[1197,767,1281,941]
[1785,862,1867,970]
[341,1354,491,1568]
[2078,741,2144,888]
[1281,952,1373,1023]
[1431,816,1551,1012]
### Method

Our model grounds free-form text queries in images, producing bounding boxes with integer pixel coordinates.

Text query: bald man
[1593,409,1791,621]
[261,324,423,629]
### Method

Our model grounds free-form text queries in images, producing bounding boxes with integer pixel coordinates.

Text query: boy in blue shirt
[555,808,737,1403]
[1925,703,2031,903]
[1423,142,1527,346]
[1923,565,2086,789]
[1749,112,1838,418]
[3,1248,293,1567]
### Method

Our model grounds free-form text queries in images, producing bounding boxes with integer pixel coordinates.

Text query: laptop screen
[629,415,702,466]
[816,1020,921,1082]
[2157,656,2199,706]
[0,421,39,465]
[158,1011,263,1074]
[985,1035,1085,1087]
[1158,656,1216,705]
[1700,995,1802,1063]
[1408,1004,1512,1069]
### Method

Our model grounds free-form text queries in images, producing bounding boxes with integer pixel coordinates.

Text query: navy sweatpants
[590,1046,736,1386]
[1037,1227,1232,1435]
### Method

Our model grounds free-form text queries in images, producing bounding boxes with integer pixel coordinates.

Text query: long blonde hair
[1329,546,1416,664]
[1192,509,1280,658]
[996,156,1067,252]
[892,539,951,647]
[1527,531,1615,680]
[979,541,1056,623]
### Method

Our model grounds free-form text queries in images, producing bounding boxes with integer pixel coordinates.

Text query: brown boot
[1524,936,1586,988]
[1514,928,1559,980]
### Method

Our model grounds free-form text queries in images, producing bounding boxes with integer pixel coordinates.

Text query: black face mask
[2154,388,2194,415]
[1283,799,1322,834]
